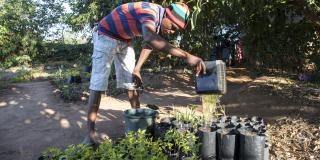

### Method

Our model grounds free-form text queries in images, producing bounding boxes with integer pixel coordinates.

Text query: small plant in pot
[216,127,238,160]
[79,54,92,73]
[117,130,168,160]
[181,131,199,160]
[67,69,81,84]
[238,127,266,160]
[163,129,199,160]
[198,119,218,160]
[201,94,225,126]
[81,72,91,82]
[171,105,201,131]
[155,121,172,140]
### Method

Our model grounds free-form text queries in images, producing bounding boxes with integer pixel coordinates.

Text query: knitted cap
[165,3,190,29]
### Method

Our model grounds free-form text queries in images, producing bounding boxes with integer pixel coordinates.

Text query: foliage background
[1,0,319,72]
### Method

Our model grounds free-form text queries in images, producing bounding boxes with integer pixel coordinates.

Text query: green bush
[41,130,170,160]
[11,70,34,83]
[2,55,32,69]
[117,130,168,160]
[51,68,90,102]
[37,43,92,64]
[95,139,123,160]
[63,144,95,160]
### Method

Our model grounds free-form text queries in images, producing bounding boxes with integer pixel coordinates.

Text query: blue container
[196,60,226,94]
[124,108,158,134]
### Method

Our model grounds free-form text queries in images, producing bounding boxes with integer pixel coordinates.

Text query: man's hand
[132,69,143,89]
[185,54,206,76]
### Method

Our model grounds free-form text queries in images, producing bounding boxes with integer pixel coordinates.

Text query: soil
[239,130,258,136]
[198,127,213,133]
[0,68,319,160]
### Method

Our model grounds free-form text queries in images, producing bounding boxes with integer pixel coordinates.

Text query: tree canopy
[1,0,319,72]
[0,0,63,67]
[64,0,320,72]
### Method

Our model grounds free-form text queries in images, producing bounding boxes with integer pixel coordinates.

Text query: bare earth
[0,68,319,160]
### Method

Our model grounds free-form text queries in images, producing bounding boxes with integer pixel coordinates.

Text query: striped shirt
[98,2,165,41]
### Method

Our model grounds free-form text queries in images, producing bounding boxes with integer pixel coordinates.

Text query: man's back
[98,2,164,41]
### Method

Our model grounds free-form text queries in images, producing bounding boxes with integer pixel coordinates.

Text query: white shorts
[89,31,136,91]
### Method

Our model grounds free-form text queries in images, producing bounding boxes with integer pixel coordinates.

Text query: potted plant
[117,130,168,160]
[67,69,81,84]
[238,127,266,160]
[198,123,218,160]
[163,129,199,160]
[171,105,201,131]
[181,131,199,160]
[79,54,92,73]
[163,129,183,159]
[216,128,238,160]
[154,121,172,140]
[82,72,91,82]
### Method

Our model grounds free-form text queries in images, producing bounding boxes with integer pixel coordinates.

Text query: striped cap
[165,3,190,29]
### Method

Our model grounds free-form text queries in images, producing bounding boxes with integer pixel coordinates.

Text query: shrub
[37,43,92,64]
[95,139,123,160]
[40,147,63,160]
[41,130,170,160]
[62,144,94,160]
[117,130,168,160]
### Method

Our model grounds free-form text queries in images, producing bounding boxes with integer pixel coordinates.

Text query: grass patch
[10,69,51,83]
[0,67,52,89]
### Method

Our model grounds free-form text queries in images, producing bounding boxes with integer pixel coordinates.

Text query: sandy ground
[0,68,319,160]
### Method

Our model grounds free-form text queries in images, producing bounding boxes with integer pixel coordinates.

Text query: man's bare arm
[142,24,188,59]
[141,24,206,75]
[134,45,153,72]
[132,46,152,87]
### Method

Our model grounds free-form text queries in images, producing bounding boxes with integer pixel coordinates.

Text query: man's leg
[83,29,117,145]
[114,44,139,108]
[82,90,102,145]
[127,90,140,108]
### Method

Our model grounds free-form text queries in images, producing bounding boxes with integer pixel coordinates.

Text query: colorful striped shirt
[98,2,165,41]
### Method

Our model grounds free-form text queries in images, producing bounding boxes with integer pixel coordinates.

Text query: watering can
[196,60,226,94]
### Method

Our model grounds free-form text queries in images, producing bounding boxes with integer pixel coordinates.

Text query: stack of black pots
[154,116,269,160]
[198,116,269,160]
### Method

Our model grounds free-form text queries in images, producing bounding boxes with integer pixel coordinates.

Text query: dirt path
[0,70,319,160]
[0,78,200,160]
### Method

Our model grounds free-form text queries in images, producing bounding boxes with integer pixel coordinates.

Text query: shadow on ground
[0,68,319,160]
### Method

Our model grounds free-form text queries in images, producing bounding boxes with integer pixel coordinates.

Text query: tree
[66,0,132,31]
[65,0,320,72]
[181,0,320,72]
[211,0,320,72]
[0,0,63,68]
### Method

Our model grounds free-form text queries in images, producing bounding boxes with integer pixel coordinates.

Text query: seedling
[201,94,225,126]
[172,105,201,129]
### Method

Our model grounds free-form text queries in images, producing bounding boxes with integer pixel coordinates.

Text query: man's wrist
[184,53,191,63]
[133,68,141,73]
[184,52,190,59]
